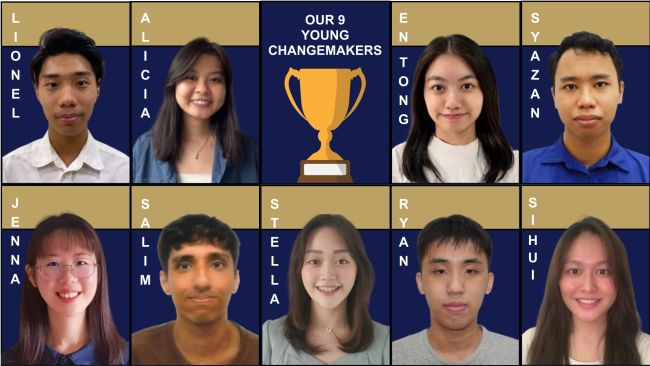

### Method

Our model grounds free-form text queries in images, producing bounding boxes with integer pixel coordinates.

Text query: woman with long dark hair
[133,37,258,183]
[523,216,650,364]
[2,213,128,365]
[392,34,517,183]
[262,214,389,364]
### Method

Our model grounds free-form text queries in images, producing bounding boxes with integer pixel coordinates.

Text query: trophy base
[298,160,352,183]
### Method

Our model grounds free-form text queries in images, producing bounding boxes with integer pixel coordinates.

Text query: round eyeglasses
[34,262,98,280]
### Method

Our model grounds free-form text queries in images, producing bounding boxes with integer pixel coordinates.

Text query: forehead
[565,233,607,262]
[39,229,95,257]
[191,53,223,71]
[426,53,474,78]
[169,241,232,259]
[305,226,349,253]
[424,240,486,261]
[40,53,94,76]
[555,49,617,78]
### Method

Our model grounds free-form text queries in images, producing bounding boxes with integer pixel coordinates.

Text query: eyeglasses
[34,262,98,280]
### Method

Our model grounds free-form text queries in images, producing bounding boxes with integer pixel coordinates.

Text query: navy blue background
[392,230,519,340]
[131,229,259,334]
[2,47,130,156]
[522,47,650,155]
[1,229,130,351]
[392,47,520,151]
[522,229,649,333]
[131,46,259,149]
[261,2,390,184]
[261,230,390,326]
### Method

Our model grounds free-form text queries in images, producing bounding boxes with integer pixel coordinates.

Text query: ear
[232,269,240,294]
[159,270,171,296]
[618,81,624,104]
[485,272,494,295]
[26,265,37,288]
[550,86,558,109]
[34,83,41,101]
[416,272,425,295]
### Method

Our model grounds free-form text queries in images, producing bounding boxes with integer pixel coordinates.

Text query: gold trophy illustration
[285,67,366,183]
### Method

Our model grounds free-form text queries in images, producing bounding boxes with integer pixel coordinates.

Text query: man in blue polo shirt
[523,31,649,183]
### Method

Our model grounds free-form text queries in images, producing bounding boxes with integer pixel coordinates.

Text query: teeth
[191,100,210,105]
[318,286,339,292]
[577,299,599,304]
[58,291,80,299]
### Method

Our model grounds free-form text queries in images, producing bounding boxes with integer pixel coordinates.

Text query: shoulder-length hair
[11,213,126,365]
[285,214,375,354]
[528,216,641,364]
[152,37,242,164]
[402,34,514,183]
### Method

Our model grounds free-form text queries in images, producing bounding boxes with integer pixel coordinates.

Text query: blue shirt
[2,342,129,365]
[132,130,259,183]
[523,136,649,183]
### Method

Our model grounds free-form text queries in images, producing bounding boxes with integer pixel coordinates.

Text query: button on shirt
[523,136,649,183]
[2,132,129,183]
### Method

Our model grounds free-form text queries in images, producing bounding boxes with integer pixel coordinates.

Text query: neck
[435,128,477,146]
[427,319,482,362]
[562,130,611,167]
[310,302,348,330]
[173,315,238,364]
[48,129,88,166]
[47,309,88,355]
[569,319,607,362]
[182,117,213,142]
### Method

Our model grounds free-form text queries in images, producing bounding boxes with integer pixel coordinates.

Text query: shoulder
[1,345,20,365]
[132,321,174,348]
[498,149,519,183]
[521,327,536,364]
[392,142,408,183]
[482,327,519,349]
[263,316,287,340]
[392,329,426,352]
[262,317,290,365]
[523,145,553,164]
[235,323,260,365]
[3,139,40,165]
[391,330,429,365]
[637,332,650,364]
[94,139,128,160]
[133,130,154,155]
[619,147,649,181]
[370,321,390,350]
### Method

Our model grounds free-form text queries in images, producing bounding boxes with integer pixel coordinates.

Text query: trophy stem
[308,129,342,160]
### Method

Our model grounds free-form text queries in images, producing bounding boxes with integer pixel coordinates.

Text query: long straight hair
[285,214,375,354]
[152,37,242,164]
[402,34,514,183]
[11,213,126,365]
[528,216,641,364]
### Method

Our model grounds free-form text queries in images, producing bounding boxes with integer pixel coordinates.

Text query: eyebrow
[171,252,230,264]
[426,74,476,83]
[305,249,351,255]
[564,259,609,266]
[559,74,612,83]
[428,257,483,265]
[188,69,224,75]
[41,71,93,79]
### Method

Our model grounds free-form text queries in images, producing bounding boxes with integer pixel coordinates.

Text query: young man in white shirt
[2,28,129,183]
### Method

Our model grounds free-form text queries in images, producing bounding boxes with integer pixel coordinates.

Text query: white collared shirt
[2,132,129,183]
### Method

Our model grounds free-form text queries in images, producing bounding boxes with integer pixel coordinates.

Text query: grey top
[262,316,390,365]
[392,326,519,365]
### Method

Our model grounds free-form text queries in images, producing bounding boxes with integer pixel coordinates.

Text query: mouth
[574,115,601,126]
[575,298,601,308]
[188,295,217,304]
[316,285,342,296]
[190,99,212,107]
[439,113,467,121]
[57,291,81,302]
[443,302,468,313]
[56,114,80,124]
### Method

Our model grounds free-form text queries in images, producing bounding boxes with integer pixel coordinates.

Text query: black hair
[402,34,514,183]
[548,31,623,87]
[30,28,104,86]
[417,214,492,270]
[157,214,240,273]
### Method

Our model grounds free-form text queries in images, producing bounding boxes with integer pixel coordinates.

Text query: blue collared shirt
[2,342,129,365]
[523,136,649,183]
[132,130,259,183]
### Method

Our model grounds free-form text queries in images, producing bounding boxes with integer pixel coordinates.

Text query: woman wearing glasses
[2,213,128,365]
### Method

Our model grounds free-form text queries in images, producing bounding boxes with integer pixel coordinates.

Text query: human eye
[431,268,446,275]
[45,261,60,267]
[176,262,192,271]
[335,258,350,265]
[76,79,90,88]
[306,259,320,265]
[211,260,226,269]
[562,84,577,91]
[430,84,444,92]
[75,259,91,266]
[466,268,480,275]
[43,81,59,89]
[461,83,475,91]
[596,268,610,276]
[565,267,580,275]
[594,81,609,88]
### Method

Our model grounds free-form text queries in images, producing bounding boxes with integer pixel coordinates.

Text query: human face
[35,53,100,140]
[552,49,624,141]
[175,54,226,124]
[424,53,484,145]
[559,233,617,327]
[301,227,358,312]
[160,242,239,325]
[416,242,493,332]
[26,234,98,320]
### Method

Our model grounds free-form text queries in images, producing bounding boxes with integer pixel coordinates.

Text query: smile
[576,298,601,306]
[190,99,212,106]
[57,291,81,301]
[316,286,341,295]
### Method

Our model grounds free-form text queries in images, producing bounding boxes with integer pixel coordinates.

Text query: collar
[539,136,629,173]
[430,135,480,152]
[30,131,105,171]
[44,342,95,365]
[159,135,227,183]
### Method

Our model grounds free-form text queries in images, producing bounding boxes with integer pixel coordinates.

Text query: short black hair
[417,214,493,270]
[30,28,105,86]
[157,214,240,273]
[548,31,623,87]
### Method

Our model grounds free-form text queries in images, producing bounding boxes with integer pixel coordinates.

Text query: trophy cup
[284,67,366,183]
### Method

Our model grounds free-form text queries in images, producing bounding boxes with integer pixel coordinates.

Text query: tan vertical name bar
[2,3,129,46]
[522,186,649,229]
[391,187,519,229]
[261,187,389,229]
[392,2,519,46]
[132,3,259,46]
[2,186,129,229]
[522,2,649,46]
[131,186,259,229]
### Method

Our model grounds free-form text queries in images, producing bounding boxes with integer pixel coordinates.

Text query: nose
[447,271,464,294]
[320,261,336,280]
[577,88,596,109]
[58,84,77,107]
[194,78,209,94]
[444,90,461,110]
[581,272,596,292]
[193,265,211,291]
[57,265,78,283]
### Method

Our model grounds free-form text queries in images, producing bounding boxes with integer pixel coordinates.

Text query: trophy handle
[284,68,307,121]
[343,67,366,121]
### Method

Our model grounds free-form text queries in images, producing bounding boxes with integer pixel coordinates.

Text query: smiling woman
[1,213,128,365]
[262,214,390,365]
